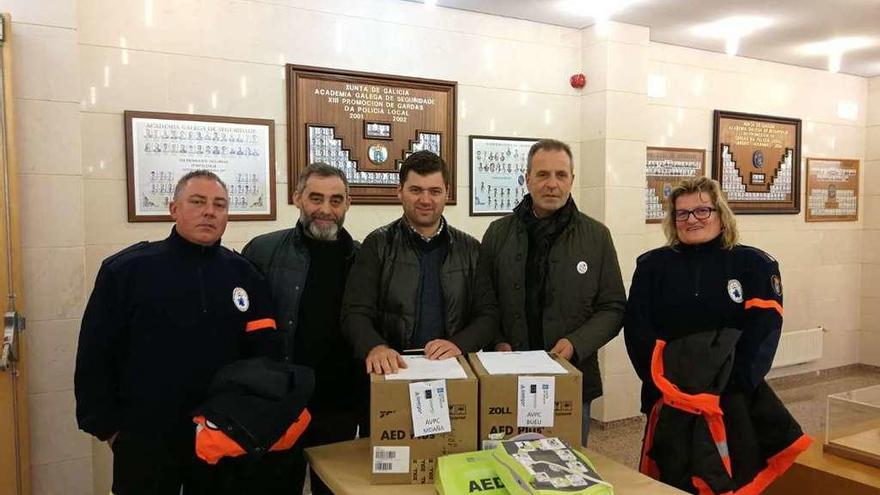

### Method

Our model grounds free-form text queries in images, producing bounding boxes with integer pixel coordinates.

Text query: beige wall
[2,0,878,492]
[864,76,880,365]
[1,0,94,493]
[590,40,871,422]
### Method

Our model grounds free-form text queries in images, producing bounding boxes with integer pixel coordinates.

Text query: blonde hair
[662,177,739,249]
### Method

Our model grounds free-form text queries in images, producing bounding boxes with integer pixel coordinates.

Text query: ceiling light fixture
[556,0,642,24]
[725,37,740,56]
[692,16,773,57]
[800,37,876,73]
[828,53,842,73]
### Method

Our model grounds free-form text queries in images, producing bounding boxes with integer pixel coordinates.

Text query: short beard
[301,213,342,241]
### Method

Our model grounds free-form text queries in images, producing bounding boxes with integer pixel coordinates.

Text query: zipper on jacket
[196,264,207,313]
[693,261,701,298]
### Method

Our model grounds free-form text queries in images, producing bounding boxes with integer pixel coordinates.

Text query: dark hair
[296,162,349,195]
[398,150,448,186]
[173,170,227,201]
[527,139,573,174]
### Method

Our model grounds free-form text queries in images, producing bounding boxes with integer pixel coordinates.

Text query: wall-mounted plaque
[712,110,801,214]
[645,147,705,224]
[288,65,456,204]
[124,110,276,222]
[469,135,537,216]
[805,158,859,222]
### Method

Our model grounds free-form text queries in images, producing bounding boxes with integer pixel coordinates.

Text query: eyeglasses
[674,207,716,222]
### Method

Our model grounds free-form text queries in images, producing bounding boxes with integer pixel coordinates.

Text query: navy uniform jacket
[75,227,280,440]
[624,235,784,413]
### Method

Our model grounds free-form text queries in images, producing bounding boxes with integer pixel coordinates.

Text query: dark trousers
[110,431,195,495]
[112,429,306,495]
[289,407,362,495]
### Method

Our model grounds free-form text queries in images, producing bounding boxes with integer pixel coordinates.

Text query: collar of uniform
[677,233,724,254]
[168,226,221,256]
[403,215,446,243]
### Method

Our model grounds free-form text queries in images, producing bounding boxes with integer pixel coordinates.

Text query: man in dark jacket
[75,170,281,495]
[342,151,497,374]
[242,162,360,495]
[478,139,626,446]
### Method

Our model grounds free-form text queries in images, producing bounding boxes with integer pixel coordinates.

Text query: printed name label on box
[517,376,555,428]
[409,379,452,438]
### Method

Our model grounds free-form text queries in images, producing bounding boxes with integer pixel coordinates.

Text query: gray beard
[301,214,340,241]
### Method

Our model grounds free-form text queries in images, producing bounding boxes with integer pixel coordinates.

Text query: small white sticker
[372,446,409,473]
[727,279,744,303]
[517,376,555,428]
[409,379,452,438]
[232,287,249,312]
[576,261,589,274]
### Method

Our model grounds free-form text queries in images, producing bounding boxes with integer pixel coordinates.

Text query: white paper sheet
[476,350,567,375]
[383,355,468,380]
[409,379,453,438]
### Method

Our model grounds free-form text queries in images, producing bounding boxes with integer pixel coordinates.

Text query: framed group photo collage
[124,110,276,222]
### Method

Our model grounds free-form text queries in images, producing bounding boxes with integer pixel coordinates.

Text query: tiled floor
[588,365,880,469]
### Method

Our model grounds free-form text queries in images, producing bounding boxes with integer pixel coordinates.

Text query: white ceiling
[414,0,880,77]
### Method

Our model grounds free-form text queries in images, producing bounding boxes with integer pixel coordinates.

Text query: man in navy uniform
[75,170,281,495]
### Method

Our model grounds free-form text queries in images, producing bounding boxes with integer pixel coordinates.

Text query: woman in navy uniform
[624,177,810,494]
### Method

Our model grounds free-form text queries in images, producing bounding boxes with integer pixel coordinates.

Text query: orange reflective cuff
[744,298,783,317]
[650,340,723,416]
[269,409,311,452]
[194,416,246,465]
[733,434,812,495]
[245,318,277,333]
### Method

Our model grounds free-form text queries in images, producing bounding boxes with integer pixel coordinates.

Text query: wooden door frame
[0,13,30,495]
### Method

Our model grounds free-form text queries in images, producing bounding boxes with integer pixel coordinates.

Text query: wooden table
[764,440,880,495]
[305,438,688,494]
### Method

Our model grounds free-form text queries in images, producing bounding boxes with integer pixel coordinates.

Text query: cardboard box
[370,355,478,484]
[468,352,583,448]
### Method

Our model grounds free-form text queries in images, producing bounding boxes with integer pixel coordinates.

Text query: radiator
[771,327,824,369]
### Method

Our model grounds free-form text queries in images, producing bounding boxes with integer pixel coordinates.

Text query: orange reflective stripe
[639,399,663,479]
[733,434,812,495]
[744,298,783,316]
[692,477,733,495]
[193,416,246,465]
[706,416,732,476]
[269,409,311,452]
[650,340,724,416]
[245,318,277,333]
[194,409,313,464]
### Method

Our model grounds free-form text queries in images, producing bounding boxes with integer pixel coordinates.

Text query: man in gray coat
[478,139,626,446]
[242,163,361,494]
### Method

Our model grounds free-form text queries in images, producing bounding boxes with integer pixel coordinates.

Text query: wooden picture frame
[124,110,276,222]
[712,110,801,214]
[288,64,457,205]
[805,158,859,222]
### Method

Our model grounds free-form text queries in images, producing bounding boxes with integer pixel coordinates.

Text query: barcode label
[372,446,409,474]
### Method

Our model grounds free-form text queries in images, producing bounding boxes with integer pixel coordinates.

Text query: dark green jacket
[341,217,498,360]
[478,202,626,401]
[242,223,359,360]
